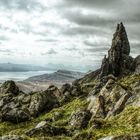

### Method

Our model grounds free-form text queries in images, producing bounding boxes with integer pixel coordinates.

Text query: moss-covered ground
[0,74,140,140]
[0,97,88,139]
[73,106,140,140]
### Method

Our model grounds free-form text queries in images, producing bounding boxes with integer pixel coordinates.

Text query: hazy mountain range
[16,70,85,93]
[0,63,47,72]
[25,69,85,83]
[0,63,95,72]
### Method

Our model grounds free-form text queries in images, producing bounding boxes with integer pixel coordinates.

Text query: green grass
[0,74,140,139]
[73,106,140,140]
[0,97,88,139]
[118,74,140,90]
[81,82,96,93]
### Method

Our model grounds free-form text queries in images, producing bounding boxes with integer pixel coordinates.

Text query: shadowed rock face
[100,23,133,77]
[0,80,20,95]
[69,109,92,129]
[111,22,130,55]
[0,81,61,123]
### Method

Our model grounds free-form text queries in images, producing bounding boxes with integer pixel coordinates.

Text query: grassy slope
[0,97,88,139]
[0,74,140,140]
[73,106,140,140]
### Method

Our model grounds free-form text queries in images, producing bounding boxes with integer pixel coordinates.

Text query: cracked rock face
[0,81,60,123]
[88,76,132,119]
[100,23,133,77]
[69,109,92,129]
[0,80,20,95]
[26,123,69,137]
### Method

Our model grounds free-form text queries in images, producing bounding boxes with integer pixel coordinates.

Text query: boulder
[52,112,63,122]
[107,92,132,117]
[26,122,68,137]
[1,107,30,123]
[35,121,47,128]
[29,91,59,117]
[60,83,72,94]
[88,77,132,119]
[71,85,82,96]
[129,81,140,107]
[90,75,116,95]
[88,95,106,119]
[47,85,62,100]
[69,109,92,129]
[0,81,60,123]
[0,80,20,95]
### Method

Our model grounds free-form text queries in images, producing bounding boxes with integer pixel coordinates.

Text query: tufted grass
[0,74,140,139]
[0,97,88,139]
[73,106,140,140]
[118,74,140,90]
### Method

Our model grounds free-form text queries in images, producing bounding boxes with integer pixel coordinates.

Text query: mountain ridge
[25,69,85,82]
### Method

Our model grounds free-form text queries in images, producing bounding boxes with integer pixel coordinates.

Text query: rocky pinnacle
[111,22,130,55]
[100,22,133,77]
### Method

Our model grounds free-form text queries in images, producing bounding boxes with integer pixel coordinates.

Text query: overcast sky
[0,0,140,70]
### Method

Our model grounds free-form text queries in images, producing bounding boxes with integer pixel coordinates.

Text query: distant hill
[25,69,85,83]
[0,63,47,72]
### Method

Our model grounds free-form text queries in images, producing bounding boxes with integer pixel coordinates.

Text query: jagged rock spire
[100,23,133,77]
[111,22,130,55]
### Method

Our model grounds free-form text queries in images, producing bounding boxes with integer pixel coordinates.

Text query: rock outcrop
[28,87,60,117]
[26,122,69,137]
[0,81,60,123]
[69,109,92,129]
[0,80,85,123]
[88,75,133,119]
[100,22,133,77]
[83,23,140,121]
[0,80,20,95]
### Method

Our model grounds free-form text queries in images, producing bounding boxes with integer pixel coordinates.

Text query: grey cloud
[130,42,140,55]
[61,8,140,29]
[130,42,140,48]
[36,39,58,43]
[0,49,12,53]
[0,0,139,70]
[62,10,117,27]
[60,0,140,36]
[41,49,57,55]
[84,40,110,47]
[62,26,110,36]
[65,47,79,51]
[61,0,140,15]
[61,0,118,9]
[59,0,140,59]
[0,49,13,56]
[85,47,109,53]
[0,35,9,41]
[0,0,43,11]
